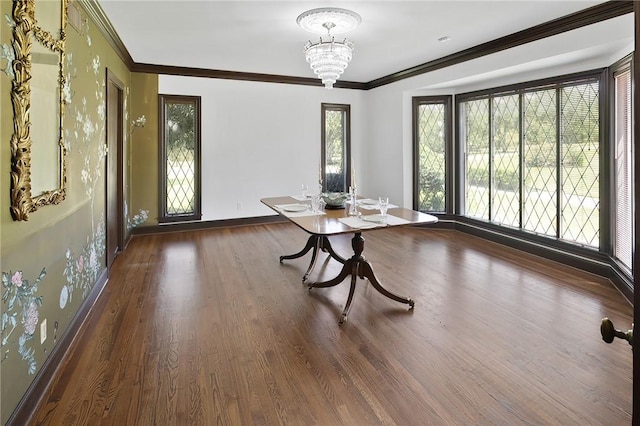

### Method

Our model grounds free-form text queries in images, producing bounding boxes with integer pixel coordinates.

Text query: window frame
[158,94,202,223]
[412,95,453,213]
[321,103,352,193]
[455,69,606,249]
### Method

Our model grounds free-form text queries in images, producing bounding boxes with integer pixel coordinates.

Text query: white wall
[160,15,633,219]
[363,15,634,209]
[159,76,366,220]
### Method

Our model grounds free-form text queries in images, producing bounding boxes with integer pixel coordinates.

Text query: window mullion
[488,98,493,222]
[519,93,524,229]
[556,87,562,240]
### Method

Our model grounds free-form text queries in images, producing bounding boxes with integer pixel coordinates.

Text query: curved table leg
[320,236,347,265]
[307,258,358,325]
[280,235,321,282]
[307,232,415,324]
[280,235,347,282]
[339,262,360,325]
[307,258,354,289]
[359,260,415,310]
[280,235,317,263]
[302,238,321,282]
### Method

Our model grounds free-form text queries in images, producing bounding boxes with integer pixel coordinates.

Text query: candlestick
[348,186,358,216]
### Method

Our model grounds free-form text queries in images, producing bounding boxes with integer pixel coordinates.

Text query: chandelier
[296,8,361,89]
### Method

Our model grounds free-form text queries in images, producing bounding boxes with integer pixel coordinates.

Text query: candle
[351,159,356,189]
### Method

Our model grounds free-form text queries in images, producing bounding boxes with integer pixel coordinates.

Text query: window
[522,89,557,236]
[159,95,202,222]
[461,99,490,220]
[612,65,633,271]
[413,96,451,212]
[459,73,601,248]
[321,104,351,192]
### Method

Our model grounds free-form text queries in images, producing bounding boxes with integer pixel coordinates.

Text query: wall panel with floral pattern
[0,1,148,422]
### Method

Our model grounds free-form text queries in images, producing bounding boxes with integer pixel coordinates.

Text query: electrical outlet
[40,319,47,344]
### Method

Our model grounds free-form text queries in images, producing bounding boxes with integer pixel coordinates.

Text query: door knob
[601,318,633,346]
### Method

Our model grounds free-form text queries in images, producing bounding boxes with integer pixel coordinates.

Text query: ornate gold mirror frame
[10,0,68,221]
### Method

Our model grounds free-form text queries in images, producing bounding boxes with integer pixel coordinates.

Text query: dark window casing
[412,95,453,213]
[158,94,202,223]
[321,103,351,193]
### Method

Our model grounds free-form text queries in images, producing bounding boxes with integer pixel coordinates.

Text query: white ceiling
[96,0,633,84]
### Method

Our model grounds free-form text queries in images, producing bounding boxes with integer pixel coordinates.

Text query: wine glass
[301,184,309,199]
[311,194,321,213]
[379,197,389,222]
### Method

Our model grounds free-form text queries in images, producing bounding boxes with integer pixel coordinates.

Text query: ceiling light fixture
[296,7,361,89]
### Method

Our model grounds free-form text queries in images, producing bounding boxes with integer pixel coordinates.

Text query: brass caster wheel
[339,313,348,325]
[279,256,284,264]
[408,299,415,311]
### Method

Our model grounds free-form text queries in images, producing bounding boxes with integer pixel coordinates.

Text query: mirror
[10,0,68,221]
[35,0,62,36]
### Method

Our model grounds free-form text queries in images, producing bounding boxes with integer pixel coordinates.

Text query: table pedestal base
[306,232,415,324]
[280,235,346,282]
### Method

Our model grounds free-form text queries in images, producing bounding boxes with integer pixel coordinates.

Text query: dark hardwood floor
[31,223,632,425]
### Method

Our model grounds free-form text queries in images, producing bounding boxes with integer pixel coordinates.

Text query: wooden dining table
[261,195,438,324]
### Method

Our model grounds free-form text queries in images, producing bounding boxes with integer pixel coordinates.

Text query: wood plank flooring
[31,224,633,425]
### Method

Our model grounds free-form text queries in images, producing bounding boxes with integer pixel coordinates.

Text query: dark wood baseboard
[414,214,631,304]
[609,260,634,302]
[455,220,610,276]
[452,219,631,303]
[7,268,110,426]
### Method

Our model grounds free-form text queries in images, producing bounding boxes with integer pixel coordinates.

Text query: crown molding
[366,0,633,89]
[131,63,368,90]
[75,0,134,68]
[79,0,631,90]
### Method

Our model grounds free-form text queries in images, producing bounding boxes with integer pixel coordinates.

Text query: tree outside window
[413,96,451,212]
[321,104,351,193]
[159,95,202,222]
[459,76,601,248]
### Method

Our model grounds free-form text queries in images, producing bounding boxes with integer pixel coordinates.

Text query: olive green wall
[0,1,154,422]
[129,72,158,225]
